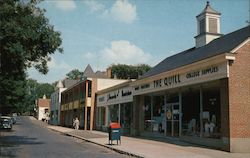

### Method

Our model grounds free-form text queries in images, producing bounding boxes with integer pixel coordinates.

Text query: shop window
[120,103,133,134]
[96,107,106,129]
[109,104,119,123]
[143,95,165,133]
[152,96,164,133]
[144,96,152,132]
[202,88,221,139]
[182,89,200,137]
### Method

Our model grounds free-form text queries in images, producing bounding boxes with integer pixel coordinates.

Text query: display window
[120,103,133,134]
[182,89,200,137]
[109,104,119,123]
[202,87,221,139]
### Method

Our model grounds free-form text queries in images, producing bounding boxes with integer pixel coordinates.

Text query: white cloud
[48,57,72,71]
[53,0,76,11]
[109,0,137,24]
[84,0,137,24]
[99,40,151,67]
[83,0,104,13]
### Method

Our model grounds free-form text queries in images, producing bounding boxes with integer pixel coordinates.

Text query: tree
[36,83,54,99]
[109,64,151,79]
[66,69,83,80]
[0,0,63,114]
[17,79,54,115]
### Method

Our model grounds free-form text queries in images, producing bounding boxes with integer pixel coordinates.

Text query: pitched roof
[63,79,78,88]
[197,1,221,17]
[82,64,95,77]
[142,25,250,78]
[94,71,108,78]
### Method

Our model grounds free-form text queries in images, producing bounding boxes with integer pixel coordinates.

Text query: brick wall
[229,40,250,138]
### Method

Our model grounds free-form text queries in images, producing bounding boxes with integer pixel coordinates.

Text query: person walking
[74,117,80,130]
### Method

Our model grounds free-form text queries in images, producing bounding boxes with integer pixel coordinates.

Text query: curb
[48,127,144,158]
[67,133,144,158]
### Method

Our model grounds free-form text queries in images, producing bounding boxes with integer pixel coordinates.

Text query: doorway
[165,102,180,137]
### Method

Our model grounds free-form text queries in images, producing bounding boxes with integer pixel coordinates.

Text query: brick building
[96,2,250,152]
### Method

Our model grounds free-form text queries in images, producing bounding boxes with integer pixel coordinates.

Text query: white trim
[230,38,250,53]
[132,62,228,96]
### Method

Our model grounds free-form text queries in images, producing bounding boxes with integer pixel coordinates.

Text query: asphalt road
[0,116,129,158]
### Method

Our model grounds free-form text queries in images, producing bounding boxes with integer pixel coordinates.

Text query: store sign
[121,90,132,97]
[107,92,119,101]
[153,74,181,88]
[97,87,133,107]
[133,63,228,95]
[186,66,219,79]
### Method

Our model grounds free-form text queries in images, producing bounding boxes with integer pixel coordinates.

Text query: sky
[27,0,250,83]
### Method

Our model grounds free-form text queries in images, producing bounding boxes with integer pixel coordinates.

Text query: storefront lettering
[153,74,181,88]
[202,66,218,75]
[164,74,181,86]
[154,79,162,88]
[122,90,132,97]
[186,66,219,79]
[186,71,200,79]
[107,91,119,101]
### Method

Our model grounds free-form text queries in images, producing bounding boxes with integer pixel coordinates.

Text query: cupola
[195,1,222,48]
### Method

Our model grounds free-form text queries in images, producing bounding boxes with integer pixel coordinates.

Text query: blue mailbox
[109,122,121,145]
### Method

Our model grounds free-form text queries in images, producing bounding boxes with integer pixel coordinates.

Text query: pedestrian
[74,117,79,130]
[72,118,75,129]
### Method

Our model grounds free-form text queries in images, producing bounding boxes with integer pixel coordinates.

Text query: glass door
[165,103,179,137]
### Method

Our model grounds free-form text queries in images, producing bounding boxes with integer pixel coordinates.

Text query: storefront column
[150,95,153,121]
[199,87,203,137]
[179,91,182,137]
[84,81,88,130]
[118,104,121,124]
[105,106,110,127]
[131,95,143,136]
[164,95,167,135]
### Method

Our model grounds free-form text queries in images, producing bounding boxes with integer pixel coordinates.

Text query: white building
[50,79,78,125]
[36,95,50,121]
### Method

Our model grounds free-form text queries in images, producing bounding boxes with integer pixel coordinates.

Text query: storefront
[129,22,250,152]
[96,81,133,135]
[131,58,228,143]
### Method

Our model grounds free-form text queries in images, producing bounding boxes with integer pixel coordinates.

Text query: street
[0,116,129,158]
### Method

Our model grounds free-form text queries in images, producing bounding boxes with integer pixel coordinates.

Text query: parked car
[0,116,13,130]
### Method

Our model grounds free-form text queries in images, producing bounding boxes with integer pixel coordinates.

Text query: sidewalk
[47,125,250,158]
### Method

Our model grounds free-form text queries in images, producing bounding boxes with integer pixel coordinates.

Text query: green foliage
[0,0,63,114]
[109,64,151,79]
[16,78,54,114]
[66,69,83,80]
[36,83,54,98]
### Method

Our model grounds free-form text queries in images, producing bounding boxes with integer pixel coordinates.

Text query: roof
[63,79,78,88]
[142,25,250,78]
[37,99,50,107]
[197,1,221,17]
[93,71,108,78]
[82,64,95,77]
